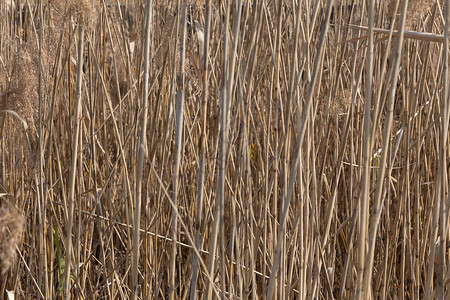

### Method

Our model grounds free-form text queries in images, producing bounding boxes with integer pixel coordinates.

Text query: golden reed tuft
[0,198,24,275]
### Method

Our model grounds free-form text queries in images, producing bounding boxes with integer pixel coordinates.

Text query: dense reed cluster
[0,0,449,299]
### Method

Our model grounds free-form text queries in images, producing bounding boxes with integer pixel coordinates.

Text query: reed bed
[0,0,449,299]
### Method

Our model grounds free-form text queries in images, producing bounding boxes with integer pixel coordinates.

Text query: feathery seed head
[0,198,24,275]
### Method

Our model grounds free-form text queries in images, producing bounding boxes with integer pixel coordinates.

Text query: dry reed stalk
[203,1,231,298]
[226,1,245,298]
[1,1,450,299]
[356,0,375,298]
[346,24,450,43]
[169,0,187,298]
[63,21,84,300]
[435,0,449,298]
[36,2,50,297]
[267,0,334,298]
[55,1,99,298]
[277,0,306,293]
[362,0,409,296]
[132,1,152,299]
[190,1,212,298]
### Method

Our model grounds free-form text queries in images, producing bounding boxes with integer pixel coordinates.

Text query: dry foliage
[0,0,449,299]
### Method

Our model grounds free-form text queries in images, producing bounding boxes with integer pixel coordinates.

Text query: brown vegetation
[0,0,449,299]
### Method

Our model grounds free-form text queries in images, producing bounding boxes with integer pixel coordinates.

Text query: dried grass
[0,1,448,299]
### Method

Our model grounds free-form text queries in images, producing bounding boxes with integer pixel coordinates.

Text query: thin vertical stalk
[236,0,258,297]
[203,0,231,298]
[227,1,244,297]
[356,0,375,298]
[363,0,409,296]
[437,0,449,298]
[169,0,187,299]
[190,0,211,298]
[37,0,48,298]
[279,0,303,296]
[270,0,283,296]
[266,1,333,298]
[63,22,84,300]
[132,1,152,299]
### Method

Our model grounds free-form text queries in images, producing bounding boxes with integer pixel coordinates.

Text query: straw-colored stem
[169,0,187,299]
[131,1,152,299]
[203,1,231,299]
[437,0,450,298]
[356,0,375,298]
[266,1,333,298]
[63,22,84,300]
[190,1,211,298]
[37,0,49,298]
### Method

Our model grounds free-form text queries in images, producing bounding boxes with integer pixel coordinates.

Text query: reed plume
[0,43,40,165]
[0,198,24,275]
